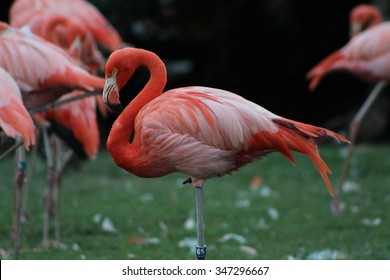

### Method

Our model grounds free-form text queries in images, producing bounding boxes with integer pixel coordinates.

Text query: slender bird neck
[107,49,167,170]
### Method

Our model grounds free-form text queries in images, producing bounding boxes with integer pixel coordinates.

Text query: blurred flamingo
[103,47,349,259]
[20,11,105,73]
[0,21,104,255]
[34,90,100,248]
[349,4,382,37]
[9,9,107,247]
[306,5,388,214]
[10,0,124,52]
[0,66,36,260]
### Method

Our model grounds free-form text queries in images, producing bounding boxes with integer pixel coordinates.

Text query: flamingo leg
[194,185,206,260]
[21,132,40,222]
[53,144,74,248]
[331,81,387,214]
[42,128,54,248]
[12,141,26,259]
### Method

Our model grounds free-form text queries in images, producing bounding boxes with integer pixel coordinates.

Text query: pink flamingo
[0,66,36,259]
[349,4,382,37]
[9,8,107,247]
[103,47,349,259]
[306,5,388,214]
[10,0,123,52]
[0,21,104,256]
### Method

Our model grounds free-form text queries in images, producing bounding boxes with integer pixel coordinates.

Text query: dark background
[2,0,389,142]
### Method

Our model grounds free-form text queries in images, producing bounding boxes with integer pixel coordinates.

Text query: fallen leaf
[184,212,195,230]
[145,237,160,244]
[128,236,145,244]
[93,213,102,224]
[267,207,279,220]
[219,233,247,244]
[240,245,257,256]
[235,199,250,208]
[140,193,154,202]
[342,181,360,193]
[159,220,168,236]
[259,185,272,197]
[306,249,347,260]
[101,217,118,233]
[178,237,197,253]
[250,175,262,190]
[72,243,80,251]
[362,218,381,227]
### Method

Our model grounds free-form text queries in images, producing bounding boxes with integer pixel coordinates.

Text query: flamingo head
[103,48,141,111]
[349,4,382,37]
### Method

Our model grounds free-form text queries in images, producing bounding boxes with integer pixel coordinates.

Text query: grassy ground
[0,144,389,260]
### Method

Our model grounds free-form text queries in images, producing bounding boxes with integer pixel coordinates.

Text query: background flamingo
[0,66,36,260]
[306,4,388,215]
[0,20,105,256]
[349,4,382,37]
[9,0,124,53]
[8,8,108,247]
[103,47,349,259]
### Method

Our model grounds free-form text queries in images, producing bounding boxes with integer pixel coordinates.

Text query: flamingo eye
[112,69,118,76]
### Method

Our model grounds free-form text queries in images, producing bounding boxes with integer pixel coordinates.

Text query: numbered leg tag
[17,161,27,171]
[196,245,206,260]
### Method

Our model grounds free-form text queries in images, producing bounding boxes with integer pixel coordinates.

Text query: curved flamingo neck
[107,49,167,174]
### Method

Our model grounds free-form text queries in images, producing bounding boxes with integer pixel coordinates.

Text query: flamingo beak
[350,21,361,37]
[103,74,122,113]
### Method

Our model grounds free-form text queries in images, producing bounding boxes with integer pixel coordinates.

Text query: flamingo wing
[134,86,347,193]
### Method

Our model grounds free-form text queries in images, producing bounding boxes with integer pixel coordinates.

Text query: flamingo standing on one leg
[306,5,388,215]
[102,47,349,260]
[0,67,36,259]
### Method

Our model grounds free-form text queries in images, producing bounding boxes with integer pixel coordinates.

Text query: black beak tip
[108,103,123,114]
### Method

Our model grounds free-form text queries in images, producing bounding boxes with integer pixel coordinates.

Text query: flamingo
[0,66,36,259]
[10,0,123,52]
[0,21,105,256]
[8,8,107,247]
[18,12,104,247]
[349,4,382,37]
[102,47,349,259]
[306,5,388,214]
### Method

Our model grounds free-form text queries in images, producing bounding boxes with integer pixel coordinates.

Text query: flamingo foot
[330,196,346,215]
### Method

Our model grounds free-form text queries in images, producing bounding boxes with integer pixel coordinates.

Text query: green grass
[1,144,390,260]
